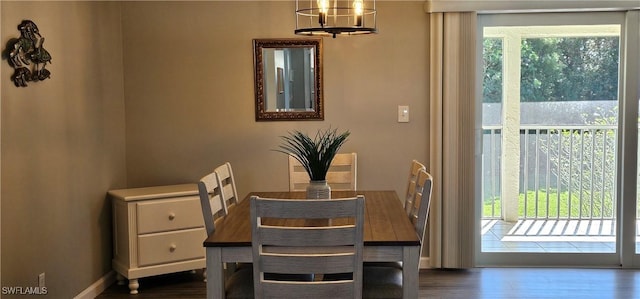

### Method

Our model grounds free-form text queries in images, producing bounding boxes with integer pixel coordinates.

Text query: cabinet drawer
[137,196,204,234]
[138,228,206,267]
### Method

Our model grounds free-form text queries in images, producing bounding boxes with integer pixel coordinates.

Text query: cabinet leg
[116,273,125,285]
[128,279,139,295]
[203,268,207,282]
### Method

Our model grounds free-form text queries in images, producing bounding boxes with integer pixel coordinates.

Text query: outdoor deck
[480,219,636,253]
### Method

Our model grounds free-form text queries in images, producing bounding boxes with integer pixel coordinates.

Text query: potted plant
[276,128,350,198]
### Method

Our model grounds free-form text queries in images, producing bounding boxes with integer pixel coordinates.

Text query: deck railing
[482,125,618,221]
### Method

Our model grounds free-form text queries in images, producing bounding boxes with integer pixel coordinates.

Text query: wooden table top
[203,190,420,247]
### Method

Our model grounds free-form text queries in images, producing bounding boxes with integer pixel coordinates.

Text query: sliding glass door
[476,11,640,267]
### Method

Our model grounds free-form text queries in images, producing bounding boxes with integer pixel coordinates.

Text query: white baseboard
[420,257,432,269]
[74,270,116,299]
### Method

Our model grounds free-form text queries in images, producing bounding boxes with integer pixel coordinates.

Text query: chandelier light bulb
[353,0,363,26]
[317,0,330,26]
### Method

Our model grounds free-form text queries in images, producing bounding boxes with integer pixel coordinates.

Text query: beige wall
[1,1,430,296]
[122,1,430,199]
[1,1,126,298]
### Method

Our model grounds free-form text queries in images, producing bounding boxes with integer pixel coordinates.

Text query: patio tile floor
[481,219,622,253]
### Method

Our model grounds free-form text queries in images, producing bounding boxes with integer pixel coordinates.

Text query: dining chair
[409,170,433,249]
[215,162,241,209]
[251,195,365,299]
[404,159,426,216]
[198,171,254,298]
[361,169,433,299]
[197,171,228,236]
[288,152,357,191]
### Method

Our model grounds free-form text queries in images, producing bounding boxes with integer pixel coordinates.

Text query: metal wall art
[5,20,52,87]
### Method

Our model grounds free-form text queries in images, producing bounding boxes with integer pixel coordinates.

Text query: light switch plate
[398,105,409,123]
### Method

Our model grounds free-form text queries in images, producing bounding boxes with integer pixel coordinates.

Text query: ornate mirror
[253,38,323,121]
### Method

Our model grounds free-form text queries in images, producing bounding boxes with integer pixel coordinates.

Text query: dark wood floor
[97,268,640,298]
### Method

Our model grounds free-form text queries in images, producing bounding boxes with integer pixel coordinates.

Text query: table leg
[403,246,420,298]
[206,247,225,299]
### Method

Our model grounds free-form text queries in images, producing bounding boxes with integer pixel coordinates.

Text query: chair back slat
[256,197,359,218]
[214,162,240,208]
[289,153,357,191]
[405,160,426,215]
[260,253,357,274]
[259,226,357,247]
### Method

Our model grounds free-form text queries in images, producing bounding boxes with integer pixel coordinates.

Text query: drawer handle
[168,213,176,221]
[169,244,177,252]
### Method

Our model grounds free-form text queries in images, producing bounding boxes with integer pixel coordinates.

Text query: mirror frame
[253,38,323,121]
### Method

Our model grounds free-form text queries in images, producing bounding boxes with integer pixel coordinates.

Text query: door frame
[474,11,640,267]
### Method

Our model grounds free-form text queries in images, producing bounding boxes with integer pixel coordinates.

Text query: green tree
[482,38,503,103]
[482,36,619,103]
[520,38,565,102]
[550,37,619,102]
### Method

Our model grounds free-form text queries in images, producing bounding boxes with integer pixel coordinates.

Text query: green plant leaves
[275,128,350,180]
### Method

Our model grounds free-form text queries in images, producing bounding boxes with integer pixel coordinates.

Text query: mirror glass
[254,39,323,121]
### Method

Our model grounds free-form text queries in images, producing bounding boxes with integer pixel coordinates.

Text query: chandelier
[295,0,377,38]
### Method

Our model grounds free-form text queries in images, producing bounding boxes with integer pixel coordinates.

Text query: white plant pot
[306,180,331,199]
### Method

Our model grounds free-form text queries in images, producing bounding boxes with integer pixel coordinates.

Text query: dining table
[203,190,421,299]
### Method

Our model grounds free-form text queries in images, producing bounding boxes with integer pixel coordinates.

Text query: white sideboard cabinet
[109,184,206,294]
